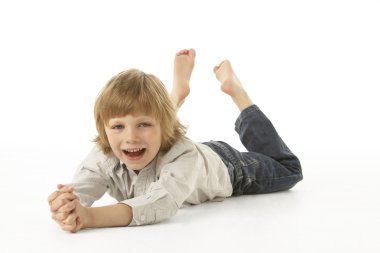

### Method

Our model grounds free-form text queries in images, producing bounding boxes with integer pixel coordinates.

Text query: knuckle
[61,223,74,231]
[48,191,58,203]
[56,212,65,221]
[60,202,73,212]
[63,193,74,200]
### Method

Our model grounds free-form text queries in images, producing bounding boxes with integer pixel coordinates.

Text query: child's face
[105,112,162,171]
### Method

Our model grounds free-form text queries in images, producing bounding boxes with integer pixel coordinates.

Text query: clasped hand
[48,184,87,233]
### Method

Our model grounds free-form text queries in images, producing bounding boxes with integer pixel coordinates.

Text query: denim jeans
[204,105,303,196]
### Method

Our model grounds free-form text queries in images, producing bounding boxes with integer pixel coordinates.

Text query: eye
[110,124,124,130]
[138,122,152,128]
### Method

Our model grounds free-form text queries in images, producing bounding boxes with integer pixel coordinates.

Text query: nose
[124,127,140,143]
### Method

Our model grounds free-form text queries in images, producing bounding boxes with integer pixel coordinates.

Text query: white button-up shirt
[67,137,233,226]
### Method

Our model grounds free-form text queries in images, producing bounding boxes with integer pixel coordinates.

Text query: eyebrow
[108,115,156,123]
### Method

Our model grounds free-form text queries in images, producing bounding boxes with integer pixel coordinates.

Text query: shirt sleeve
[66,146,114,207]
[121,140,202,226]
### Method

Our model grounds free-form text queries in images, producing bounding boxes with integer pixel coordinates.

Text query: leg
[171,48,196,109]
[205,104,303,194]
[213,60,253,112]
[213,59,296,157]
[233,106,302,194]
[204,139,302,195]
[206,60,302,194]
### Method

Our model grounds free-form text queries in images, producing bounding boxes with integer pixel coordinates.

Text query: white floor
[1,150,379,253]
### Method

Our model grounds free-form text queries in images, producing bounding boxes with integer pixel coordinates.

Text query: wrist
[81,206,93,228]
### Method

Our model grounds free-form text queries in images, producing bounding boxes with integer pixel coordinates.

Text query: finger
[57,200,76,213]
[72,217,83,233]
[49,184,74,205]
[60,216,81,233]
[63,212,78,225]
[58,185,74,193]
[52,211,69,221]
[60,222,77,232]
[51,196,69,211]
[51,193,78,211]
[53,216,75,232]
[48,191,61,205]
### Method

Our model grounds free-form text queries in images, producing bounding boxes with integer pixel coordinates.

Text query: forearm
[84,203,133,228]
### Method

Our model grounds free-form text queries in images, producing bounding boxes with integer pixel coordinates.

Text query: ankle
[233,92,253,112]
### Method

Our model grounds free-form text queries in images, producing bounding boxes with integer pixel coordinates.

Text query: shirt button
[141,215,146,221]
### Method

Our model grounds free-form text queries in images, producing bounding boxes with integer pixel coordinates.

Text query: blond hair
[94,69,186,154]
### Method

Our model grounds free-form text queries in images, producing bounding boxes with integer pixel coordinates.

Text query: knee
[288,156,303,177]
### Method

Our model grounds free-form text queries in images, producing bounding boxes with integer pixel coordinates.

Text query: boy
[48,49,302,232]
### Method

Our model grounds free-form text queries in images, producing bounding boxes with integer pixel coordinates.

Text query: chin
[129,165,144,170]
[123,161,146,170]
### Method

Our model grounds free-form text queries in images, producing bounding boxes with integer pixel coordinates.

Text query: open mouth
[123,148,146,159]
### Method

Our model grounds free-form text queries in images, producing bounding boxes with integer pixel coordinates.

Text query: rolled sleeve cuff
[121,193,178,226]
[121,196,156,226]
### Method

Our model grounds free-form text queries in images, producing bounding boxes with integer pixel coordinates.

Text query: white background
[0,0,379,252]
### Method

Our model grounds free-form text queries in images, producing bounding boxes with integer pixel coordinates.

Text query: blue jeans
[204,105,303,195]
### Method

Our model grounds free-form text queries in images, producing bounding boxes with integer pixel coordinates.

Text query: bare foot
[213,60,253,111]
[171,49,196,109]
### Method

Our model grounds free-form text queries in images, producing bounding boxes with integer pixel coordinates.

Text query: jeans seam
[240,161,301,181]
[258,174,302,181]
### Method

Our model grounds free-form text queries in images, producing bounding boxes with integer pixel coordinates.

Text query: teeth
[125,148,144,153]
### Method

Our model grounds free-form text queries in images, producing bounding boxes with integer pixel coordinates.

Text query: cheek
[107,136,115,146]
[145,129,162,147]
[154,130,163,147]
[105,133,118,148]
